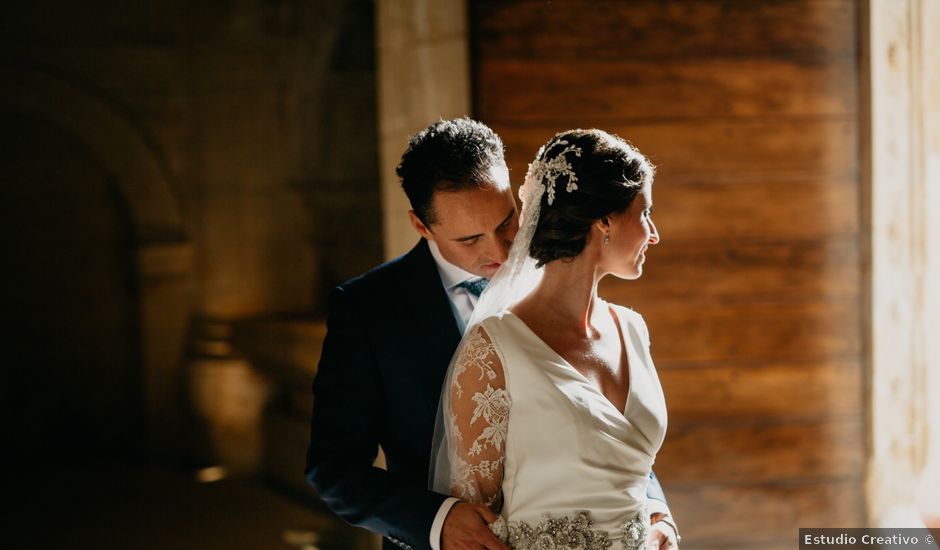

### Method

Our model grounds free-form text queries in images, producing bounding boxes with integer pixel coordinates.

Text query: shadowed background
[1,1,937,549]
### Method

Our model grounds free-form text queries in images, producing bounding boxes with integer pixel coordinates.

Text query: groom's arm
[648,470,667,504]
[647,471,681,544]
[306,286,448,550]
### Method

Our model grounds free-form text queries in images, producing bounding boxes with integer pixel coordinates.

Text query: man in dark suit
[306,119,679,550]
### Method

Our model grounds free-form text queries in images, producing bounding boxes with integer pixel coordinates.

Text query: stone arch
[0,64,185,240]
[0,64,193,458]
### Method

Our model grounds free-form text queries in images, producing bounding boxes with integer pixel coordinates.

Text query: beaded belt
[489,504,649,550]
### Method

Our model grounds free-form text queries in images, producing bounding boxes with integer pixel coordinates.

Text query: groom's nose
[483,235,511,263]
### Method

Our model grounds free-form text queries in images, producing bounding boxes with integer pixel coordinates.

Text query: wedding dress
[447,304,668,549]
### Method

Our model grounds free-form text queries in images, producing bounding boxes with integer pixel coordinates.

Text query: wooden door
[471,2,864,547]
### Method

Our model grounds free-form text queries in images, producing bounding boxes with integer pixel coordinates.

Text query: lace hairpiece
[525,140,582,205]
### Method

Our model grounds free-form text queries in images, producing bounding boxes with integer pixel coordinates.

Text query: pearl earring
[603,233,610,245]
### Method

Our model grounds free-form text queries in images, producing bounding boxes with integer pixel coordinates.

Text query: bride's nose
[649,219,660,245]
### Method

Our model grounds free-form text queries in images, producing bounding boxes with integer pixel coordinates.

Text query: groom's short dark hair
[396,118,506,226]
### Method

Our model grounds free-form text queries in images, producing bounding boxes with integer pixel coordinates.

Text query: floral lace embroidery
[449,326,510,510]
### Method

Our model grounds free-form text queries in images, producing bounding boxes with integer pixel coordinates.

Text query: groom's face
[410,165,518,279]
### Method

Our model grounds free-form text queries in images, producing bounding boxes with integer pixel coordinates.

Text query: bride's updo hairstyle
[529,129,654,267]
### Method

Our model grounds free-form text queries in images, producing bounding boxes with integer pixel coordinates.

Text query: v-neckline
[505,304,634,416]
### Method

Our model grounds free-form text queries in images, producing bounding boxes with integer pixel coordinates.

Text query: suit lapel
[394,240,462,408]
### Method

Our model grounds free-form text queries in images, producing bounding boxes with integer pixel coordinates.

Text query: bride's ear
[591,217,611,246]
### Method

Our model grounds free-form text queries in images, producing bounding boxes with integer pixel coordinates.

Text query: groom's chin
[479,262,502,278]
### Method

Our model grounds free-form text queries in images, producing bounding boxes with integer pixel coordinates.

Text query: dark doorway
[0,111,143,467]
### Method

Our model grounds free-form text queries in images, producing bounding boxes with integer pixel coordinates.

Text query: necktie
[457,278,488,298]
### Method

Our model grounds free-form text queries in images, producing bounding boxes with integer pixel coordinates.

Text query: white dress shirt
[427,240,476,549]
[427,240,481,332]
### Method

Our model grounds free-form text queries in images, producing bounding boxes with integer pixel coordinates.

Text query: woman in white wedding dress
[430,129,672,550]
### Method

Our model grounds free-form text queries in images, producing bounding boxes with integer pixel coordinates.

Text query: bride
[430,129,676,549]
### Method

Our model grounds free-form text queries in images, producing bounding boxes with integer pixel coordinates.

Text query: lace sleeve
[447,324,510,512]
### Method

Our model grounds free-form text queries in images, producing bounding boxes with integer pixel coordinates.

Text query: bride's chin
[609,268,642,281]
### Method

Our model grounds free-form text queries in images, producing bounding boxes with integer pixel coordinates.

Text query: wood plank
[656,417,864,483]
[657,359,862,420]
[619,300,861,363]
[496,118,857,184]
[478,58,855,121]
[653,179,858,240]
[599,238,860,303]
[664,480,864,542]
[472,2,865,546]
[472,0,856,61]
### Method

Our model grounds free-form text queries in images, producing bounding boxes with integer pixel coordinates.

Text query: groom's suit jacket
[306,239,668,550]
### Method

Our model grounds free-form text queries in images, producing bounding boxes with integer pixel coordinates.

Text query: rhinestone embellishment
[489,507,648,550]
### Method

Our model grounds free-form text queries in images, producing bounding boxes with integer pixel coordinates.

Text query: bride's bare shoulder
[606,300,643,318]
[606,301,648,329]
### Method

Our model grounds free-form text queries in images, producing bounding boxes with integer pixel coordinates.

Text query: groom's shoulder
[335,240,427,298]
[337,256,401,295]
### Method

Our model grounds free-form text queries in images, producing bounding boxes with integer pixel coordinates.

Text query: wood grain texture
[472,0,865,536]
[599,238,861,302]
[663,480,865,541]
[652,178,859,239]
[479,59,855,121]
[613,299,861,363]
[472,0,856,61]
[498,119,857,184]
[657,359,862,420]
[656,417,864,483]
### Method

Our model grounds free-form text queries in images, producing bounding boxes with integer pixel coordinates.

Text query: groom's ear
[408,210,434,240]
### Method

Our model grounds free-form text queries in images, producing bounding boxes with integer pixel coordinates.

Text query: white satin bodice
[478,305,668,539]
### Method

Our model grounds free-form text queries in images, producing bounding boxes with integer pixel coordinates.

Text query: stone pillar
[376,0,472,259]
[862,0,940,527]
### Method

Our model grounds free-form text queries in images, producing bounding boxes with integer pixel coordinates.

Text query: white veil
[428,137,581,495]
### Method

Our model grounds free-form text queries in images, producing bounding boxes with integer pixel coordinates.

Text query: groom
[306,118,679,550]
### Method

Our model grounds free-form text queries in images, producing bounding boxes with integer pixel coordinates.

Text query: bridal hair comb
[525,139,583,205]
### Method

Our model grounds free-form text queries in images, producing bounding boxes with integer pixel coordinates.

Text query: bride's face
[409,165,519,278]
[605,183,659,280]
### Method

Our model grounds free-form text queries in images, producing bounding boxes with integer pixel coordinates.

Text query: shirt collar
[427,239,477,289]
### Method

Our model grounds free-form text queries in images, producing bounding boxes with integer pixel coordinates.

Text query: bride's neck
[523,254,604,336]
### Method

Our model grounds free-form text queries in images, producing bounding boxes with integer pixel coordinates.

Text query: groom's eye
[461,237,480,247]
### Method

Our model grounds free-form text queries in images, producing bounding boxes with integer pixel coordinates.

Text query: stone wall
[376,0,471,259]
[0,0,380,464]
